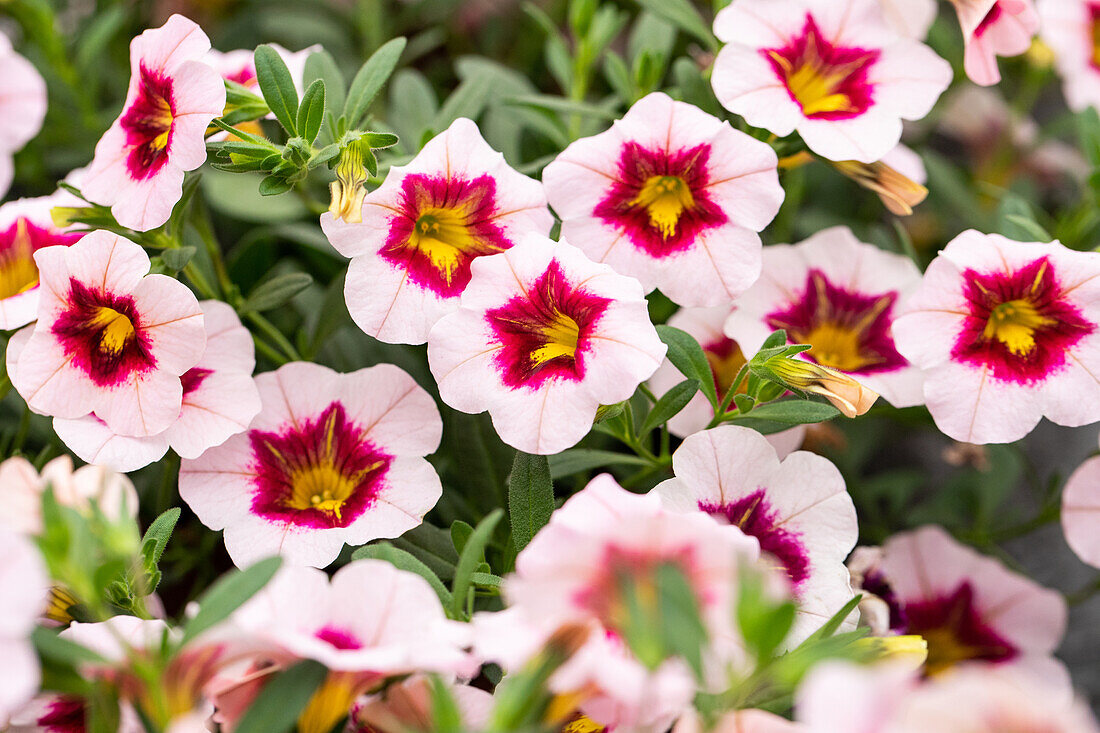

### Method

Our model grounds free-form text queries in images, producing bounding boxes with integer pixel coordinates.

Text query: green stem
[247,313,302,363]
[252,333,291,365]
[1067,575,1100,606]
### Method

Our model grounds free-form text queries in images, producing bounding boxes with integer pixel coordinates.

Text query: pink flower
[951,0,1039,86]
[0,35,47,197]
[10,231,206,437]
[0,192,84,331]
[871,525,1068,682]
[8,694,144,733]
[1061,453,1100,568]
[542,92,783,306]
[179,361,443,568]
[0,455,138,536]
[321,117,553,344]
[712,0,952,163]
[427,234,666,454]
[725,226,925,408]
[1038,0,1100,111]
[0,527,49,720]
[50,300,262,471]
[206,44,319,91]
[82,15,226,231]
[675,708,807,733]
[349,675,493,733]
[893,231,1100,444]
[654,425,858,643]
[647,304,806,452]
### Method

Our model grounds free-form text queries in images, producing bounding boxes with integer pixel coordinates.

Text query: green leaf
[760,329,788,350]
[242,272,313,313]
[160,247,196,273]
[451,509,503,618]
[351,542,453,609]
[296,79,326,144]
[737,570,797,662]
[740,399,840,424]
[548,449,649,479]
[302,50,346,123]
[257,174,294,196]
[233,660,328,733]
[503,94,619,120]
[253,45,300,135]
[639,379,699,435]
[656,325,718,408]
[361,131,400,149]
[139,508,180,570]
[182,557,282,644]
[805,594,863,643]
[508,453,554,552]
[632,0,717,51]
[654,563,708,677]
[345,37,407,127]
[451,520,474,556]
[433,64,497,129]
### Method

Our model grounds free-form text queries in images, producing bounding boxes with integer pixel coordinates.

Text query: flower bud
[832,159,928,216]
[328,143,369,224]
[855,634,929,670]
[765,357,879,417]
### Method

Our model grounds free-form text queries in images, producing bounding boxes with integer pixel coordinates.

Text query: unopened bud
[50,206,88,229]
[833,159,928,216]
[328,144,368,224]
[855,634,928,670]
[766,358,879,418]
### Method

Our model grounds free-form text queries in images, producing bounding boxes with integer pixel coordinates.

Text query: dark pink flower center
[52,278,156,387]
[975,3,1004,37]
[180,367,213,397]
[593,142,728,258]
[901,582,1017,675]
[120,64,176,180]
[485,260,611,389]
[315,625,363,650]
[763,14,880,120]
[248,402,390,529]
[766,270,906,374]
[0,218,81,300]
[37,695,86,733]
[700,492,810,590]
[1089,3,1100,70]
[379,173,510,298]
[225,65,258,87]
[951,257,1094,384]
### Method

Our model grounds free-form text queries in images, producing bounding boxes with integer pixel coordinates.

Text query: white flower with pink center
[427,234,665,455]
[9,694,144,733]
[10,231,206,437]
[711,0,952,163]
[49,300,262,471]
[541,92,783,307]
[321,117,553,345]
[654,425,858,643]
[1038,0,1100,111]
[647,304,806,453]
[0,194,84,331]
[82,15,226,231]
[866,525,1068,683]
[1061,453,1100,568]
[893,231,1100,444]
[206,44,319,91]
[179,361,443,568]
[0,35,47,198]
[0,526,48,721]
[0,455,138,536]
[725,226,924,409]
[952,0,1040,86]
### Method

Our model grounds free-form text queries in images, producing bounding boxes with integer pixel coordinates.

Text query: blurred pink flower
[0,35,47,198]
[0,527,48,721]
[951,0,1039,86]
[1061,453,1100,568]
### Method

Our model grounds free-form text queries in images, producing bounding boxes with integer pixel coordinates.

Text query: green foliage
[181,557,282,644]
[508,452,555,552]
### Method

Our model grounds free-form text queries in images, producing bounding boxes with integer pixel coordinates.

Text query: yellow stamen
[802,322,873,372]
[90,307,136,354]
[982,299,1055,356]
[562,714,606,733]
[629,175,694,239]
[408,207,497,284]
[1092,20,1100,69]
[769,33,868,117]
[0,220,39,299]
[297,672,362,733]
[531,311,580,367]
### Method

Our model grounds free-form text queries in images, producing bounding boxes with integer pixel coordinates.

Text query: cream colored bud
[328,144,369,223]
[833,159,928,216]
[767,358,879,418]
[855,634,929,670]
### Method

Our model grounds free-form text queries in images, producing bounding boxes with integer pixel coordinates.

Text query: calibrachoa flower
[647,304,806,453]
[893,231,1100,444]
[427,234,666,454]
[0,35,47,198]
[0,526,48,721]
[82,15,226,231]
[206,44,319,91]
[952,0,1040,86]
[477,474,765,731]
[8,694,143,733]
[11,231,206,437]
[1038,0,1100,111]
[654,425,858,643]
[321,117,553,344]
[1060,454,1100,568]
[0,194,83,331]
[226,560,473,733]
[541,92,783,306]
[0,454,138,536]
[725,226,924,408]
[873,525,1068,681]
[711,0,952,163]
[349,675,493,733]
[879,0,938,38]
[179,361,443,568]
[51,300,262,471]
